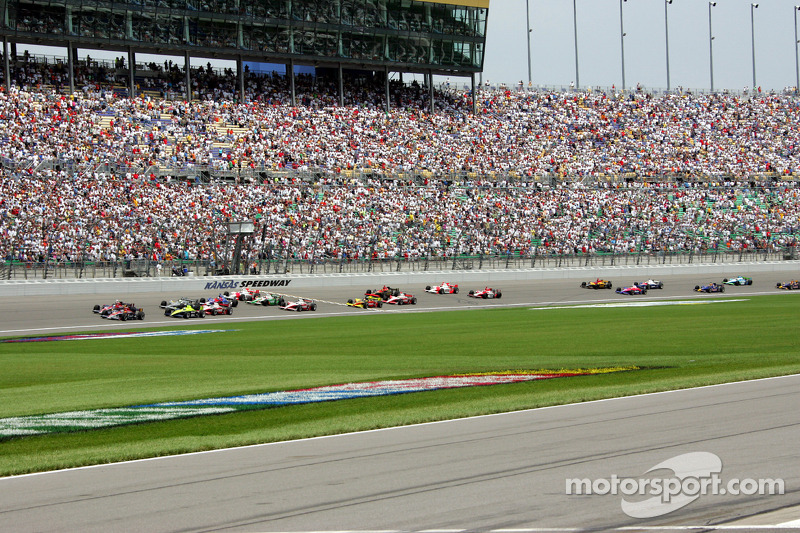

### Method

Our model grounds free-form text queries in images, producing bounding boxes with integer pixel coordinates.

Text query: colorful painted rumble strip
[0,330,235,343]
[0,368,636,438]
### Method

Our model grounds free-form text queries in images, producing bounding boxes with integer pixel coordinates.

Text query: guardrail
[3,249,794,280]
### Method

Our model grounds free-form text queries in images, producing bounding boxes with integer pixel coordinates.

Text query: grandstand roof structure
[0,0,488,77]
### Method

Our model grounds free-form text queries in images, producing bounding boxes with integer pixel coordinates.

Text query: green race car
[723,276,753,286]
[249,292,286,306]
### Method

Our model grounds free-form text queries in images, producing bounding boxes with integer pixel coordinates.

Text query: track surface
[0,376,798,532]
[0,271,793,336]
[0,272,798,531]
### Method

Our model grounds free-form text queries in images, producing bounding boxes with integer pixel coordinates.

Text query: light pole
[526,0,532,84]
[750,3,758,90]
[795,6,800,92]
[620,0,627,91]
[708,1,716,93]
[573,0,579,90]
[665,0,672,91]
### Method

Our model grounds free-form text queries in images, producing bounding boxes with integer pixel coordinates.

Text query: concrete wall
[0,261,797,297]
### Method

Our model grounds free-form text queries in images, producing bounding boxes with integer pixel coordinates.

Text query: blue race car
[694,283,725,293]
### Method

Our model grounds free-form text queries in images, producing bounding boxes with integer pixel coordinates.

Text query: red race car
[383,291,417,305]
[224,288,261,301]
[425,282,459,294]
[279,298,318,312]
[364,286,401,300]
[468,287,502,299]
[615,284,647,295]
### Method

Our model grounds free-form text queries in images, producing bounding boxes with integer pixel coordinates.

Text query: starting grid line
[248,525,800,532]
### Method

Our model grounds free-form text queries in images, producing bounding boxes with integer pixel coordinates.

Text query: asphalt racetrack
[0,271,794,336]
[0,272,798,532]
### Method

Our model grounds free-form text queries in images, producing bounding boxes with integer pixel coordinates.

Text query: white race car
[468,287,502,299]
[425,282,459,294]
[279,298,318,312]
[635,279,663,290]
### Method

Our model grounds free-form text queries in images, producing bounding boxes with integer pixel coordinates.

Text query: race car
[635,279,664,290]
[616,285,647,295]
[581,279,613,289]
[468,287,502,299]
[105,303,145,321]
[224,288,261,301]
[160,297,206,311]
[364,286,401,300]
[165,301,206,318]
[723,276,753,286]
[383,291,417,305]
[777,280,800,290]
[201,300,234,316]
[249,292,285,306]
[425,282,459,294]
[694,283,725,293]
[93,300,129,317]
[279,298,317,312]
[347,297,383,309]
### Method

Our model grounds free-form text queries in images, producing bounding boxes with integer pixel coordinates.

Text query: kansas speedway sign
[203,279,292,290]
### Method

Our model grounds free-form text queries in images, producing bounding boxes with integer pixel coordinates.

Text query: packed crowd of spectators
[1,174,797,266]
[0,57,799,266]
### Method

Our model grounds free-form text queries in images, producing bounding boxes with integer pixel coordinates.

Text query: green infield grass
[0,294,798,476]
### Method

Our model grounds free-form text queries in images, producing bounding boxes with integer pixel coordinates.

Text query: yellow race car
[346,297,383,309]
[581,279,613,290]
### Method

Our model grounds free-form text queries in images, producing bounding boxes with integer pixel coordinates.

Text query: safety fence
[3,248,795,280]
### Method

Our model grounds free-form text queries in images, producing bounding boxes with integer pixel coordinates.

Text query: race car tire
[296,306,302,311]
[120,314,127,321]
[223,291,230,297]
[232,300,238,307]
[347,299,354,304]
[721,287,725,292]
[723,279,728,283]
[199,310,205,318]
[469,290,474,296]
[593,285,598,289]
[311,303,317,311]
[695,285,700,291]
[137,311,145,320]
[496,292,502,299]
[777,282,781,288]
[279,299,286,306]
[227,308,232,315]
[200,298,206,303]
[658,282,663,289]
[377,301,383,308]
[581,282,587,288]
[454,287,459,294]
[411,297,417,304]
[93,304,100,311]
[747,280,753,285]
[482,293,488,299]
[160,301,167,307]
[426,286,431,291]
[438,288,444,294]
[607,283,612,289]
[642,289,647,295]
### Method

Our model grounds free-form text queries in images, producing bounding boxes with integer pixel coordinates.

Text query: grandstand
[0,0,487,110]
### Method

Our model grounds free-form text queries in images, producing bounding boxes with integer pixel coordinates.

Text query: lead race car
[581,279,613,289]
[468,287,502,299]
[279,298,318,312]
[93,300,129,317]
[777,280,800,290]
[694,282,725,293]
[105,303,145,321]
[723,276,753,286]
[425,282,459,294]
[616,284,647,295]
